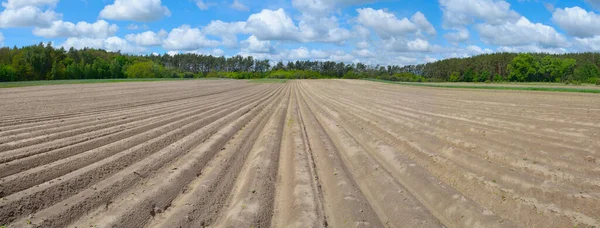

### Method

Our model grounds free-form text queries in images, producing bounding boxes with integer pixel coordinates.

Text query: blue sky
[1,0,600,65]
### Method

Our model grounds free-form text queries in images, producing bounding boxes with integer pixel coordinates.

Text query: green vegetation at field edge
[365,78,600,94]
[0,78,197,88]
[248,79,289,83]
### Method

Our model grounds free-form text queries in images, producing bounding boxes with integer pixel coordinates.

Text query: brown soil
[0,80,598,228]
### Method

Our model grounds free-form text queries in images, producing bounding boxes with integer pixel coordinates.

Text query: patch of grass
[248,79,288,83]
[0,78,198,88]
[364,78,600,94]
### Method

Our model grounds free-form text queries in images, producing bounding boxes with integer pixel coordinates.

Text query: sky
[1,0,600,66]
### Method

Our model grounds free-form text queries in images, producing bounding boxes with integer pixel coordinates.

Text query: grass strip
[364,78,600,94]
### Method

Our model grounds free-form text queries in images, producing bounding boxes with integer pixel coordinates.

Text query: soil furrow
[1,79,597,228]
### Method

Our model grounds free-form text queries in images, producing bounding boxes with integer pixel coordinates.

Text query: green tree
[0,64,16,82]
[573,63,599,83]
[493,74,503,82]
[475,71,490,82]
[125,61,168,78]
[462,68,475,82]
[449,72,460,82]
[508,54,538,82]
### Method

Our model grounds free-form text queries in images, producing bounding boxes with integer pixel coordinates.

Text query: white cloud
[240,35,272,53]
[328,51,355,62]
[292,0,373,16]
[298,15,351,43]
[1,0,58,9]
[552,7,600,38]
[211,48,224,56]
[167,51,179,56]
[203,20,248,47]
[230,0,248,11]
[0,32,4,45]
[33,20,118,38]
[356,8,417,38]
[203,20,248,36]
[444,28,469,44]
[354,49,375,58]
[310,49,329,59]
[407,39,431,52]
[126,24,149,30]
[61,36,146,53]
[196,0,209,10]
[353,25,371,41]
[163,25,220,50]
[289,47,311,59]
[383,37,432,52]
[574,36,600,51]
[356,41,370,49]
[466,45,493,55]
[439,0,520,27]
[496,45,567,54]
[185,48,225,56]
[125,30,167,46]
[477,16,568,48]
[0,6,60,28]
[105,36,146,53]
[411,11,436,36]
[246,9,299,41]
[99,0,171,22]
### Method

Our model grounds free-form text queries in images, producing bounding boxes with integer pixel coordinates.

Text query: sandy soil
[0,79,598,228]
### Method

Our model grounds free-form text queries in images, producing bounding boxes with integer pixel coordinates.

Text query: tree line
[0,43,599,84]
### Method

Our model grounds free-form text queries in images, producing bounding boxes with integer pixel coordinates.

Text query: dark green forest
[1,43,599,84]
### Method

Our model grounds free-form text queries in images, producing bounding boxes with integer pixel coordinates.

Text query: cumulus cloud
[33,20,118,38]
[298,16,352,43]
[203,20,248,47]
[125,30,167,46]
[99,0,171,22]
[289,47,311,59]
[552,7,600,38]
[444,28,469,44]
[0,6,60,28]
[383,37,432,52]
[477,16,568,48]
[356,8,417,38]
[0,32,4,45]
[411,11,436,36]
[465,45,493,55]
[355,8,436,54]
[127,24,149,30]
[246,9,299,41]
[439,0,520,27]
[496,45,567,54]
[61,36,146,53]
[574,36,600,51]
[203,20,248,36]
[163,25,220,50]
[353,49,375,58]
[180,48,225,56]
[292,0,373,16]
[240,35,273,53]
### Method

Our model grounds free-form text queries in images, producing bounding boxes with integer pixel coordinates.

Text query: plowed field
[1,79,599,228]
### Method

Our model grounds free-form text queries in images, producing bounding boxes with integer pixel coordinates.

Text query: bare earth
[0,79,599,228]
